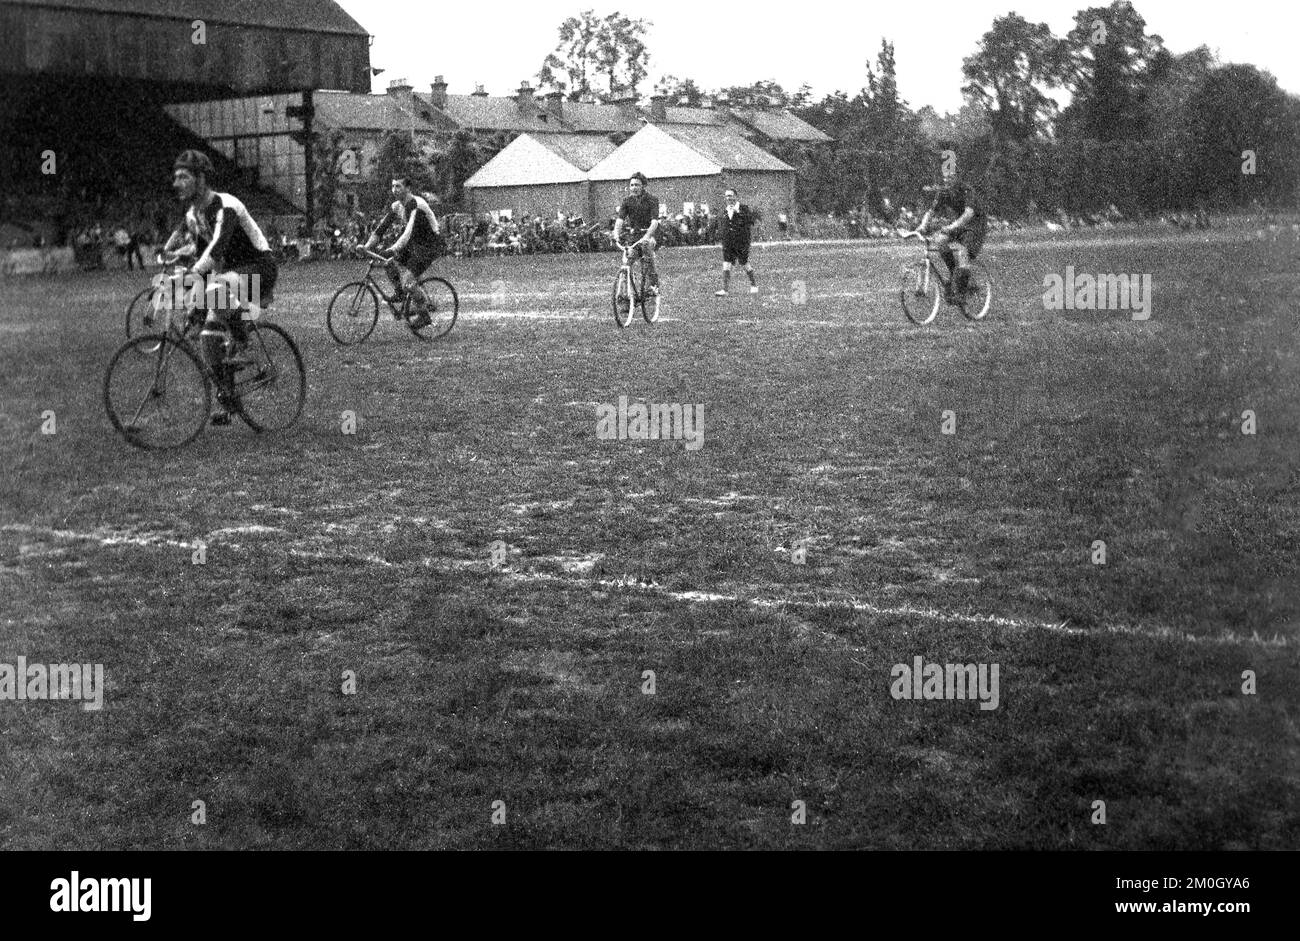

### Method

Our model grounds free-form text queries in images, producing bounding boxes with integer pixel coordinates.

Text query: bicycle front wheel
[104,335,210,449]
[125,284,164,352]
[900,261,941,325]
[612,268,633,328]
[959,263,993,321]
[233,322,306,433]
[409,276,459,341]
[640,259,661,323]
[327,281,379,345]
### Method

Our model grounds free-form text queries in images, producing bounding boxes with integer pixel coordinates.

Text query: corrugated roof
[533,134,618,172]
[4,0,369,34]
[420,94,556,133]
[466,134,590,187]
[315,91,441,132]
[657,125,794,172]
[732,109,832,142]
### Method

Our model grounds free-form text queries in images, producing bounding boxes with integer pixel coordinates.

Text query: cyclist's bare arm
[943,207,976,234]
[613,218,625,245]
[389,211,418,254]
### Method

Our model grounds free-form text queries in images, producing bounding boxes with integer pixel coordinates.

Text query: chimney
[544,91,564,124]
[515,81,537,120]
[471,84,488,97]
[387,78,414,112]
[649,94,666,122]
[611,92,640,123]
[429,75,447,110]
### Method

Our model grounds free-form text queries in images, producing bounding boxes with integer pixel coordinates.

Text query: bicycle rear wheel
[104,335,210,449]
[958,263,993,321]
[326,281,379,345]
[612,268,633,328]
[408,276,459,340]
[900,261,941,325]
[232,322,306,433]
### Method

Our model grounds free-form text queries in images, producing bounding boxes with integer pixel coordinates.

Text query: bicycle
[325,247,458,344]
[104,269,306,450]
[611,238,661,328]
[898,230,993,325]
[125,250,197,349]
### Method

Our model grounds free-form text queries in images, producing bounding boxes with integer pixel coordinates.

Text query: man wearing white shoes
[716,187,759,296]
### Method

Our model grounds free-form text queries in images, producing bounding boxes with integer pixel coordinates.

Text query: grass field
[1,226,1298,849]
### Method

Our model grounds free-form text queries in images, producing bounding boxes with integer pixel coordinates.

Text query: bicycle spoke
[104,336,209,449]
[234,323,305,433]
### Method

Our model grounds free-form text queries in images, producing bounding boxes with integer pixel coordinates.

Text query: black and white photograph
[0,0,1296,894]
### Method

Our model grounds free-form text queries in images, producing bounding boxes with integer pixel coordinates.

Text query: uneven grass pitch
[1,228,1298,849]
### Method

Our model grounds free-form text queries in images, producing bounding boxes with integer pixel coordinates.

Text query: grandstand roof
[3,0,368,35]
[587,123,793,181]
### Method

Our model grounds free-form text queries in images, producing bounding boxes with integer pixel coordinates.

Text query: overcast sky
[333,0,1297,112]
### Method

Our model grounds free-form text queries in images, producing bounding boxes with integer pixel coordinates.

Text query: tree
[369,131,437,211]
[312,129,347,226]
[656,75,705,106]
[1058,1,1164,141]
[537,10,652,100]
[431,131,485,212]
[718,79,790,108]
[962,13,1064,143]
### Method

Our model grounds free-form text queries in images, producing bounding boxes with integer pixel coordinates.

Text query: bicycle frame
[901,231,955,291]
[355,248,414,313]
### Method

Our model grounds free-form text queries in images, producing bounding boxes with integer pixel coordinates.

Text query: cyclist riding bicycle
[612,172,662,297]
[165,149,279,425]
[917,164,988,302]
[362,177,441,329]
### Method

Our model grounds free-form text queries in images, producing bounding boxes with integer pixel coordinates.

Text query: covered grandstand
[0,0,371,251]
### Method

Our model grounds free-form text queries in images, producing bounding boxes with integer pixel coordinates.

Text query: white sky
[334,0,1298,112]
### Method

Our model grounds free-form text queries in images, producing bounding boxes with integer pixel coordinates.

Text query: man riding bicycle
[362,177,441,329]
[612,172,662,297]
[164,149,279,425]
[917,163,988,302]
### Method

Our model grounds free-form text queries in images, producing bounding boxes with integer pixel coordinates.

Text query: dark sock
[722,270,731,290]
[746,268,757,286]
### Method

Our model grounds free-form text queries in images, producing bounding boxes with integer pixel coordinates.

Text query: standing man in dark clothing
[715,187,759,296]
[612,172,661,295]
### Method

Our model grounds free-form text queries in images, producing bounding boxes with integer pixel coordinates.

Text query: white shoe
[715,289,728,296]
[749,285,759,294]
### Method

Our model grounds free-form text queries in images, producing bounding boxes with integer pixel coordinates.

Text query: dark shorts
[947,219,988,260]
[230,254,278,307]
[396,242,438,278]
[723,240,751,265]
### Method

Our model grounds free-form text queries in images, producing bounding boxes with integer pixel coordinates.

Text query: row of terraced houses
[163,77,832,227]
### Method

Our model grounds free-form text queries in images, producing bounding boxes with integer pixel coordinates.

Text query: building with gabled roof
[588,123,795,224]
[465,133,617,220]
